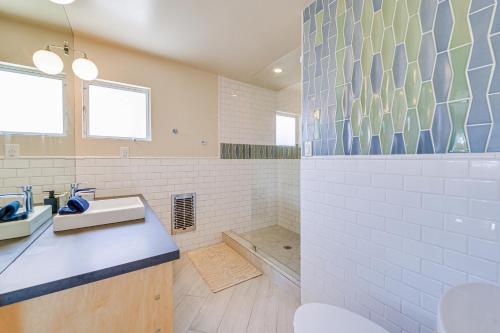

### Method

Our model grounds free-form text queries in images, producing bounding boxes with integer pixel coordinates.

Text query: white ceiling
[63,0,309,90]
[251,47,302,90]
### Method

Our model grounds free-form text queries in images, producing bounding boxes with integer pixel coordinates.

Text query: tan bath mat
[187,243,262,292]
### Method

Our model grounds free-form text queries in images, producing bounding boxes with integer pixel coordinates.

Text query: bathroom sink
[53,197,145,232]
[438,283,500,333]
[0,205,52,240]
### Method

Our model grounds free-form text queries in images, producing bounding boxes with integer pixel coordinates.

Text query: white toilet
[438,283,500,333]
[294,303,389,333]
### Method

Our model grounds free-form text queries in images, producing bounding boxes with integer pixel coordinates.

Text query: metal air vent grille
[171,193,196,234]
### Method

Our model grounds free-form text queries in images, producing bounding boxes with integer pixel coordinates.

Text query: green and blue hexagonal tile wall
[302,0,500,155]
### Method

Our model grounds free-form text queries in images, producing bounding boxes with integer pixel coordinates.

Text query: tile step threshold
[223,230,301,299]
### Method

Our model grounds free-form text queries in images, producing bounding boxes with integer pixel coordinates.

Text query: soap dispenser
[43,190,59,214]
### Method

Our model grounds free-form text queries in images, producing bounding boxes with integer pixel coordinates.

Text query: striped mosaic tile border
[220,143,301,159]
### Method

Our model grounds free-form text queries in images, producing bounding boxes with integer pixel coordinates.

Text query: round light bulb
[49,0,76,4]
[273,67,283,74]
[72,57,98,81]
[33,49,64,75]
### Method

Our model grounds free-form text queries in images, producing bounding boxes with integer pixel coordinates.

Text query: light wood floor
[173,255,300,333]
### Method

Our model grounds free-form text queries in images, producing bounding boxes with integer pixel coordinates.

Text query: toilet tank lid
[293,303,389,333]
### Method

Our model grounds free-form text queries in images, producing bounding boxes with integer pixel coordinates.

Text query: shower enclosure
[232,158,301,283]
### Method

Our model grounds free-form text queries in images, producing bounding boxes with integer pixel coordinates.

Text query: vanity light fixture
[33,42,99,81]
[49,0,76,4]
[32,49,63,75]
[273,67,283,74]
[72,57,99,81]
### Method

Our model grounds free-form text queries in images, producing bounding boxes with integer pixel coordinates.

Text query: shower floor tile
[241,225,300,275]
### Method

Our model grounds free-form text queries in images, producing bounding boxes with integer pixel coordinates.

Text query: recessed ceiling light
[50,0,76,5]
[273,67,283,74]
[231,93,238,97]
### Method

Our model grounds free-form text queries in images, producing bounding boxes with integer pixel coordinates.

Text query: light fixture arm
[46,42,88,59]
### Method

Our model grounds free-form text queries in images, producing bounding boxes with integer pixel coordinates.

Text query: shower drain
[283,245,292,250]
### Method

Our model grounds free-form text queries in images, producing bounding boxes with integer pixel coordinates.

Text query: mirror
[0,0,76,271]
[0,0,75,157]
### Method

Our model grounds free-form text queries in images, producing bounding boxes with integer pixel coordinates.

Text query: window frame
[83,79,152,141]
[0,61,67,137]
[275,111,298,147]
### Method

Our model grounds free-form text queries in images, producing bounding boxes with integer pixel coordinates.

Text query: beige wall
[0,14,75,157]
[73,35,219,157]
[0,16,219,158]
[1,17,300,158]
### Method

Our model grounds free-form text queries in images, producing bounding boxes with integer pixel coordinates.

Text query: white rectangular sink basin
[0,205,52,240]
[53,197,145,232]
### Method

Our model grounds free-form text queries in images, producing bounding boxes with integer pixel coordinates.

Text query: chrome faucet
[0,185,34,213]
[70,183,96,197]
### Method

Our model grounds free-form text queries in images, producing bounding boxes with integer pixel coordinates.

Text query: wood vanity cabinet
[0,263,173,333]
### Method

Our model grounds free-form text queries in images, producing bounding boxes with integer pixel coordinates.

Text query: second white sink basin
[0,205,52,240]
[438,283,500,333]
[53,197,145,232]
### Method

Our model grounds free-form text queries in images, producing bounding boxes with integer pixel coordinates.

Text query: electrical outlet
[5,144,20,158]
[120,147,130,158]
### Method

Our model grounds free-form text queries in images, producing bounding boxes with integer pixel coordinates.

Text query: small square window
[276,113,296,146]
[0,62,65,135]
[84,80,151,140]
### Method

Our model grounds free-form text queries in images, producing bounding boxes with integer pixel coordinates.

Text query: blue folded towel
[58,196,90,215]
[0,201,21,222]
[1,211,29,222]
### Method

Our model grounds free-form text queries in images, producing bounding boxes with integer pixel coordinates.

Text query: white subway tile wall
[277,82,302,116]
[301,154,500,333]
[278,159,300,233]
[219,77,301,146]
[218,76,301,233]
[0,158,300,254]
[277,83,302,145]
[219,77,277,145]
[0,158,75,206]
[0,157,299,251]
[75,157,290,250]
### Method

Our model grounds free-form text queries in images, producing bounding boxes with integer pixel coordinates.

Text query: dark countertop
[0,219,52,275]
[0,196,179,307]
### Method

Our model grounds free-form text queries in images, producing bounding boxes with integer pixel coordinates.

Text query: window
[0,62,65,135]
[276,112,296,146]
[84,80,151,140]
